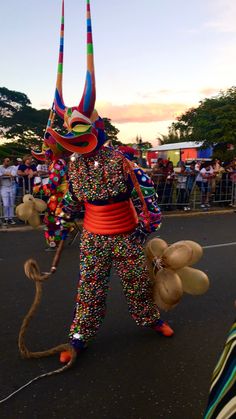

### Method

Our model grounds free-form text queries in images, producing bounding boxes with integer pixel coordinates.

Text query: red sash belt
[83,200,139,235]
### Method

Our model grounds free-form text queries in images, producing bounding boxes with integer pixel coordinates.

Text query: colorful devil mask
[43,0,106,156]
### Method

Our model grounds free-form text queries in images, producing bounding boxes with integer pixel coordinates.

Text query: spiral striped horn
[53,0,66,119]
[77,0,96,117]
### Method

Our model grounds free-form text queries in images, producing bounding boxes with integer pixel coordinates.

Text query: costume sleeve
[128,165,162,236]
[43,159,82,247]
[204,318,236,418]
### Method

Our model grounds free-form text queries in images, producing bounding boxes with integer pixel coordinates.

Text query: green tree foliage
[0,87,31,114]
[135,135,152,150]
[0,141,28,161]
[211,143,235,162]
[0,87,49,151]
[157,126,190,144]
[171,87,236,149]
[103,117,121,146]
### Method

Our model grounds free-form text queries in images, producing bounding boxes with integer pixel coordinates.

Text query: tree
[211,143,235,162]
[134,135,152,150]
[157,125,191,144]
[103,117,122,146]
[0,141,29,160]
[171,86,236,149]
[0,87,51,150]
[0,86,31,116]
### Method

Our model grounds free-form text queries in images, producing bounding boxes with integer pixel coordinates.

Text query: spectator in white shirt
[36,162,49,177]
[0,157,17,225]
[196,161,215,208]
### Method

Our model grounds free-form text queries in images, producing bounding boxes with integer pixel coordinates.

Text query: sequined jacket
[44,148,161,244]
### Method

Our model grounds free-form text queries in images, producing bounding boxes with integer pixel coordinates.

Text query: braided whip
[0,240,77,404]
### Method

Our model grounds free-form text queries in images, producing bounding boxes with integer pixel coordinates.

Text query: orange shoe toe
[60,351,72,363]
[154,322,174,337]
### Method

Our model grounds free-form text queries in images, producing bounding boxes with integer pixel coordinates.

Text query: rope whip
[0,240,77,404]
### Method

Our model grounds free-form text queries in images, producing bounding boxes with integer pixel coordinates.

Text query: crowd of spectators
[0,154,49,226]
[1,154,236,225]
[151,157,236,211]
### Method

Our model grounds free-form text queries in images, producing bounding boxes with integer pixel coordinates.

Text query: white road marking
[203,242,236,249]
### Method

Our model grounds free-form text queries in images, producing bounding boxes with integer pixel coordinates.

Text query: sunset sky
[1,0,236,145]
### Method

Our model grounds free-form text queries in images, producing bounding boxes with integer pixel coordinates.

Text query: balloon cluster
[16,195,47,228]
[145,238,209,311]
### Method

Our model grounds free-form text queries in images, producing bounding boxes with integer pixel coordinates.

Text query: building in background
[147,142,213,167]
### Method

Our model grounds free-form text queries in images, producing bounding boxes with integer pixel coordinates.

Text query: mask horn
[78,0,96,118]
[53,0,66,119]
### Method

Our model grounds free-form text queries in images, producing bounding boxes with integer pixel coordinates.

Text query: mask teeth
[78,0,96,117]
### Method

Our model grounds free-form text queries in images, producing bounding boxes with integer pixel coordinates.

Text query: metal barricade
[0,175,36,223]
[151,172,235,211]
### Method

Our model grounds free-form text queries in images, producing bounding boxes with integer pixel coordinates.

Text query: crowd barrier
[1,173,236,222]
[151,172,236,210]
[0,175,47,222]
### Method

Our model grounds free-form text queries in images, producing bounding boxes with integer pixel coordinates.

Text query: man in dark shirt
[17,154,38,194]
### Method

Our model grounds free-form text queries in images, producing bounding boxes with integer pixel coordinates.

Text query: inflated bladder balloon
[173,240,203,266]
[153,288,177,311]
[27,212,41,228]
[162,243,193,270]
[145,238,168,260]
[16,202,34,221]
[154,269,183,305]
[177,266,209,295]
[16,195,47,228]
[23,194,35,204]
[145,236,209,311]
[34,198,47,212]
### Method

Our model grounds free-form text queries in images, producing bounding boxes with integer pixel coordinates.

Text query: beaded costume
[34,0,173,361]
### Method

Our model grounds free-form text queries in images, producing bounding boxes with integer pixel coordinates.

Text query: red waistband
[83,200,138,235]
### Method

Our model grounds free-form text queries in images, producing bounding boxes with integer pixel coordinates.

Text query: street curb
[0,209,235,232]
[0,225,44,232]
[163,208,235,218]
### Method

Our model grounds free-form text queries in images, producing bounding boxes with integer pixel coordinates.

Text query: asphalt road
[0,212,235,419]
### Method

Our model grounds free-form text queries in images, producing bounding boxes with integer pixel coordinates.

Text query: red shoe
[60,349,81,363]
[60,351,72,363]
[153,320,174,337]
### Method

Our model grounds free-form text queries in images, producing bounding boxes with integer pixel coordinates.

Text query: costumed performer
[37,0,174,364]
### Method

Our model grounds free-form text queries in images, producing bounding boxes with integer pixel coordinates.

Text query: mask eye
[71,120,88,129]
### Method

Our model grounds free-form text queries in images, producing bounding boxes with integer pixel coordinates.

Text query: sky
[1,0,236,146]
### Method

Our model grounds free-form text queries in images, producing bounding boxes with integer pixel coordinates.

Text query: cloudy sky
[1,0,236,145]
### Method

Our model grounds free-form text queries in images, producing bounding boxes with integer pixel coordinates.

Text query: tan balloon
[174,240,203,266]
[145,255,156,282]
[152,287,178,311]
[153,269,183,305]
[23,194,35,204]
[145,238,168,260]
[162,243,193,270]
[34,198,47,212]
[27,212,41,228]
[16,202,34,221]
[177,266,210,295]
